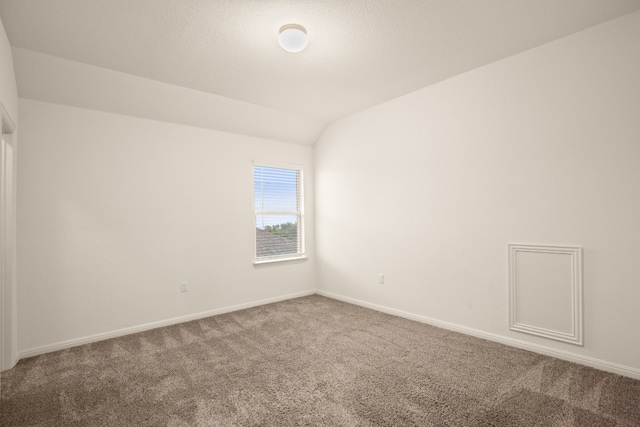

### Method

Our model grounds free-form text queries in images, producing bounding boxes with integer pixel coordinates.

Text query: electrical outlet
[378,274,384,284]
[180,281,188,292]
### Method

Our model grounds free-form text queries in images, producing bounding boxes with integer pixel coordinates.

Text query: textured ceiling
[2,0,640,126]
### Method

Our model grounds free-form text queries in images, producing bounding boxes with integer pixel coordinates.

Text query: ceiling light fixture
[278,24,308,53]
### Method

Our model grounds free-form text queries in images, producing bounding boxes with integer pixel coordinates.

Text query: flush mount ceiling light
[278,24,308,53]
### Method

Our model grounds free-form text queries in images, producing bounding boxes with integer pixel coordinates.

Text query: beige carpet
[1,295,639,426]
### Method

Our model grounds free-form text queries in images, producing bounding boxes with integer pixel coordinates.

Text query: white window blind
[254,164,304,262]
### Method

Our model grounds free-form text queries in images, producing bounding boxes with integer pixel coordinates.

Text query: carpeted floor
[1,295,639,426]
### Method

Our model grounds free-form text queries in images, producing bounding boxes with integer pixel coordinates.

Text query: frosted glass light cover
[278,24,308,53]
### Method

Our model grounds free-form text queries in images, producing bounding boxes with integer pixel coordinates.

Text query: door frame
[1,102,17,373]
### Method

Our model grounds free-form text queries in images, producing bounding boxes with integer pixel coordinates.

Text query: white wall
[315,11,640,375]
[0,17,17,120]
[18,99,315,353]
[11,48,326,146]
[0,15,19,371]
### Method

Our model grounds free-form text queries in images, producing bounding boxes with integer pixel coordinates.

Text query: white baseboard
[316,290,640,380]
[19,289,316,360]
[17,288,640,381]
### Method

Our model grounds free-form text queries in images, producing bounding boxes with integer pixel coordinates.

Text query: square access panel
[508,244,583,345]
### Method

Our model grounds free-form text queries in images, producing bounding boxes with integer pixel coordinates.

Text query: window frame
[253,161,306,267]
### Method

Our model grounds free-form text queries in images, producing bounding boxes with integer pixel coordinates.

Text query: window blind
[254,165,304,261]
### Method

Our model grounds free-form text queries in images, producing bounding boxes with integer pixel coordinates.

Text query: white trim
[19,289,316,359]
[508,244,583,345]
[252,159,303,171]
[16,288,640,380]
[0,103,17,372]
[254,256,308,268]
[0,133,4,372]
[316,290,640,380]
[253,163,305,264]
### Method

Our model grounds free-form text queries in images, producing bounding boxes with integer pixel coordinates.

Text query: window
[254,164,305,264]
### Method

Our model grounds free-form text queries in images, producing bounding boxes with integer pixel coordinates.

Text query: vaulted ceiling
[2,0,639,145]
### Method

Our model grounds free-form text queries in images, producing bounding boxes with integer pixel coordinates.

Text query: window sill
[253,256,308,268]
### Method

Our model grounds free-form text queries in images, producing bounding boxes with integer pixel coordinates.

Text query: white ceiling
[2,0,640,138]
